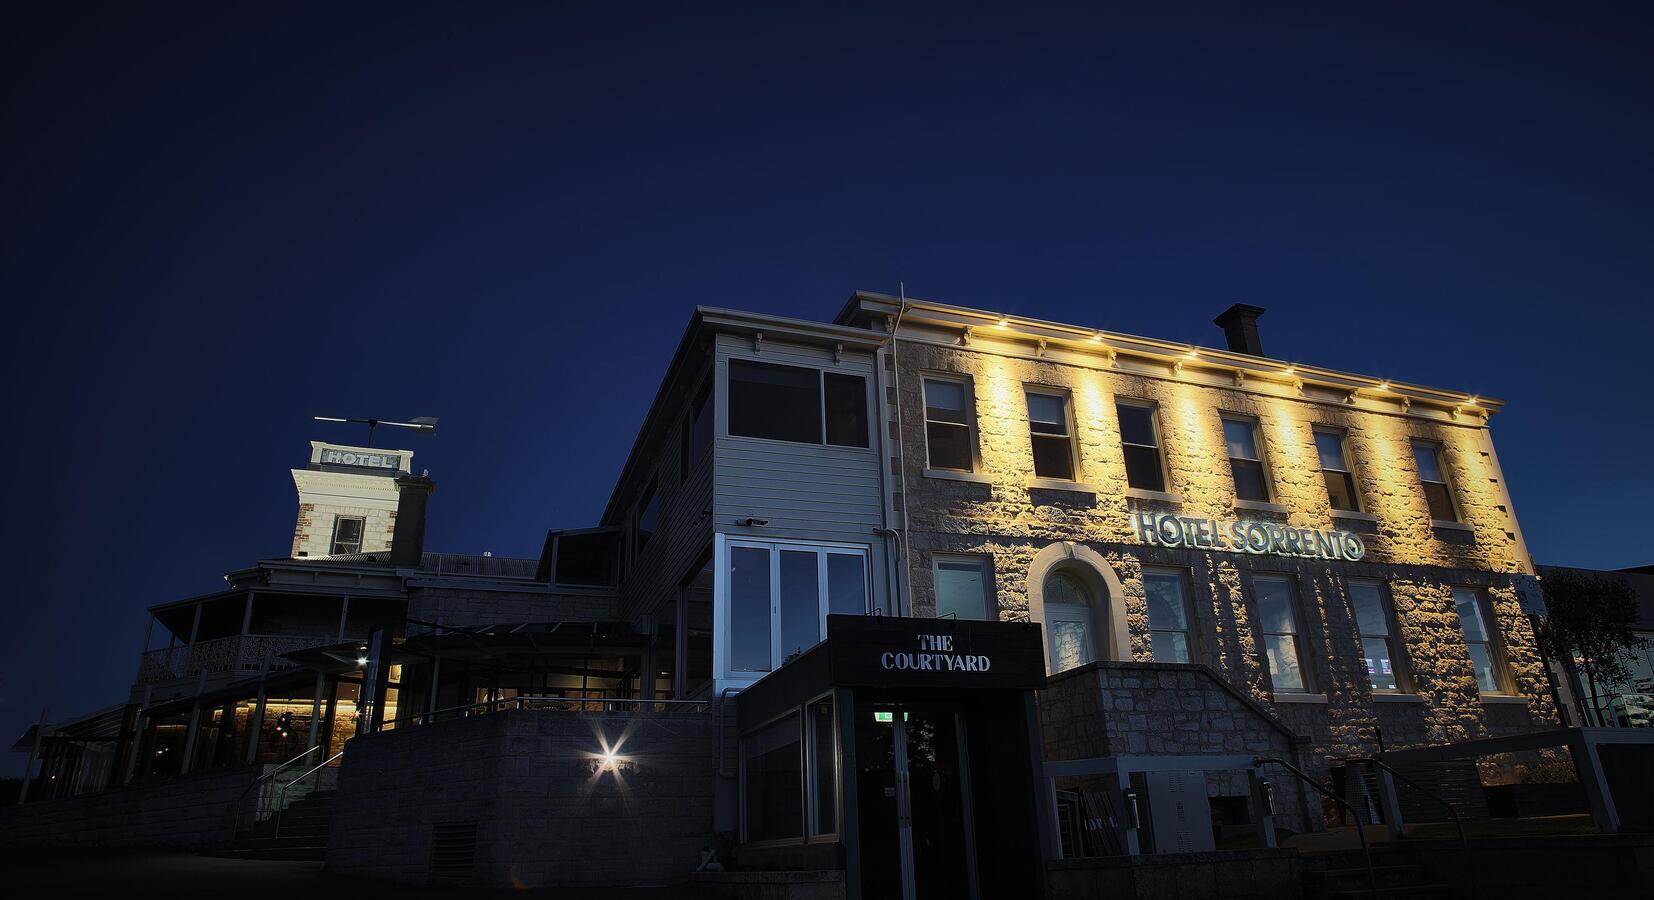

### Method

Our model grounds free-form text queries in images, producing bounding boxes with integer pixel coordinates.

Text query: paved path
[1,850,699,898]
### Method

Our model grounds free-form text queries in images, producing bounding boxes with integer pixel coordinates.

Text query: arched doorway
[1026,542,1130,674]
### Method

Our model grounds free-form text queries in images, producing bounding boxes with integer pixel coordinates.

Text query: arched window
[1044,570,1096,672]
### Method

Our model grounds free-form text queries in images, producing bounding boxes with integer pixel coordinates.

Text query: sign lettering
[879,632,992,674]
[1132,511,1365,562]
[320,448,402,471]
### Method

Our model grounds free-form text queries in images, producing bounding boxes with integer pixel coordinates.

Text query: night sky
[2,2,1650,766]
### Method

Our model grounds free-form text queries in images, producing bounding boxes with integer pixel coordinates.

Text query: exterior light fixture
[1466,396,1480,406]
[1282,364,1295,375]
[1089,330,1103,343]
[1378,381,1391,392]
[356,656,369,667]
[996,315,1010,327]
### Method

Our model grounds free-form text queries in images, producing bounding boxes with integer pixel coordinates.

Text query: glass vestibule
[727,540,870,675]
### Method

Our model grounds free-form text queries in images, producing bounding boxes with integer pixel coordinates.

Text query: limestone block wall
[327,709,715,887]
[886,338,1556,771]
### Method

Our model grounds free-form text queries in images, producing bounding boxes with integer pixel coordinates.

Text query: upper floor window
[681,382,712,483]
[1116,400,1166,492]
[1144,567,1196,663]
[1454,588,1507,693]
[635,476,660,555]
[1314,427,1361,512]
[331,516,364,555]
[1349,579,1405,692]
[1221,415,1271,503]
[728,541,869,674]
[923,376,975,472]
[1026,389,1076,480]
[541,528,620,588]
[1411,440,1459,522]
[933,554,993,620]
[728,359,868,448]
[1254,574,1312,693]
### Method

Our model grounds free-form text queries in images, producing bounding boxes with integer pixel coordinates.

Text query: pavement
[0,850,701,898]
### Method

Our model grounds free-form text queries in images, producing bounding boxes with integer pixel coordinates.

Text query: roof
[837,290,1503,417]
[11,704,126,752]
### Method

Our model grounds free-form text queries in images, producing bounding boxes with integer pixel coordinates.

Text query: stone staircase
[1302,850,1448,899]
[220,787,336,861]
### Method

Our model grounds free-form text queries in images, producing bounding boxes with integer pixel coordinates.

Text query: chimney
[1213,304,1267,357]
[390,473,437,568]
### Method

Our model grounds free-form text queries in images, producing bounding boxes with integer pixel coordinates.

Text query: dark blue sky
[3,2,1650,764]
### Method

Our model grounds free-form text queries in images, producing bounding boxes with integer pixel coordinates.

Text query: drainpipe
[870,287,912,617]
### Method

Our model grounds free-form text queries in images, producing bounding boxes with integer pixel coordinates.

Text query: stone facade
[886,331,1557,777]
[326,709,715,887]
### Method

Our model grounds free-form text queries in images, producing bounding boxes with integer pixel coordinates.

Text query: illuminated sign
[1132,511,1365,562]
[319,448,403,471]
[879,632,992,674]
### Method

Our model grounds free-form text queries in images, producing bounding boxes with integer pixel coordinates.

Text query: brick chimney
[1213,304,1267,357]
[390,473,437,568]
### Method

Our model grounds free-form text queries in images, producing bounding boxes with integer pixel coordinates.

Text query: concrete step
[219,845,328,862]
[1305,864,1428,892]
[1324,887,1449,900]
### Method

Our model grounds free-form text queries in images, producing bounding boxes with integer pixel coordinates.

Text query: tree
[1536,569,1646,723]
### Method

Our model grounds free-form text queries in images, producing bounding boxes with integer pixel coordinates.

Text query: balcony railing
[136,634,328,686]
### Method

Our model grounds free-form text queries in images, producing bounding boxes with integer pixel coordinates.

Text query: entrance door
[856,704,979,900]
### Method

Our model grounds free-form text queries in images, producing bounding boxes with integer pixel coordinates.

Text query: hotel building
[11,291,1645,900]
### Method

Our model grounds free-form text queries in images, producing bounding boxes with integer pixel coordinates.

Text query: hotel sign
[1132,511,1365,562]
[319,448,403,471]
[826,614,1046,689]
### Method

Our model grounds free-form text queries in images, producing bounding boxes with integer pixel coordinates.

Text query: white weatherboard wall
[290,442,412,558]
[710,331,891,690]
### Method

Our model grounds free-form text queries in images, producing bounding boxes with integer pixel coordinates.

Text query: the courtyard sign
[1132,511,1365,562]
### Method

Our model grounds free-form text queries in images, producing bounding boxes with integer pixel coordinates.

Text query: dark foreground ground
[1,850,699,899]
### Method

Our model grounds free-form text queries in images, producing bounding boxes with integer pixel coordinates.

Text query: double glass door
[856,703,979,900]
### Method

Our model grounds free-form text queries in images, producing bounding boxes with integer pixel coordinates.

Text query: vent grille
[429,819,478,881]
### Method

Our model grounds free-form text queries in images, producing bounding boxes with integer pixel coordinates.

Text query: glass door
[856,704,979,900]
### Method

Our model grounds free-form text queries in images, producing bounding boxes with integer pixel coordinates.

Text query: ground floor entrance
[855,702,978,900]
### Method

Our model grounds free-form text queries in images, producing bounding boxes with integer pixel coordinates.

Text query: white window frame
[1142,566,1198,664]
[1115,398,1170,493]
[1219,413,1273,504]
[931,553,995,621]
[330,515,365,555]
[1412,439,1461,523]
[719,537,871,679]
[922,373,979,472]
[1025,385,1079,481]
[1348,578,1407,693]
[1313,426,1363,513]
[1252,573,1314,694]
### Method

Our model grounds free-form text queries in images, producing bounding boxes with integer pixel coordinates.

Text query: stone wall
[887,338,1557,774]
[0,765,261,849]
[326,709,715,887]
[1041,661,1314,833]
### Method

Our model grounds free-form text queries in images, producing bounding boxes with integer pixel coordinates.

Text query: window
[923,376,975,471]
[743,713,803,842]
[728,542,869,674]
[1044,571,1095,672]
[635,476,659,556]
[1144,568,1195,663]
[1221,415,1271,503]
[933,555,993,620]
[1350,579,1404,692]
[1454,588,1506,693]
[1026,389,1075,480]
[330,516,364,555]
[1314,428,1361,512]
[542,528,620,587]
[1412,440,1459,522]
[727,359,868,448]
[1254,575,1311,692]
[1116,401,1166,492]
[807,699,837,836]
[681,382,712,483]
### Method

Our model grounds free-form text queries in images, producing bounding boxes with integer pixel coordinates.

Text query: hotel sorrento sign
[1132,511,1366,562]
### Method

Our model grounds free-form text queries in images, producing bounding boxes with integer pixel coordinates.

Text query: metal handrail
[273,750,344,838]
[1255,756,1378,899]
[379,694,712,729]
[1347,756,1468,850]
[238,744,322,799]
